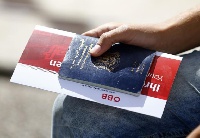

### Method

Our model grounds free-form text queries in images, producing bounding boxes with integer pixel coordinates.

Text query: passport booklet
[10,25,182,118]
[59,34,156,96]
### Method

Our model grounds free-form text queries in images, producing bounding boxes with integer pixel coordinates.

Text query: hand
[187,125,200,138]
[83,6,200,57]
[83,22,162,57]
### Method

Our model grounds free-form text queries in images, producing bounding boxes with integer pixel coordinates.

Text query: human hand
[83,6,200,57]
[83,22,162,57]
[187,125,200,138]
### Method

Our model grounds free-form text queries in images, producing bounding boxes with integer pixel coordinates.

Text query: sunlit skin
[83,5,200,57]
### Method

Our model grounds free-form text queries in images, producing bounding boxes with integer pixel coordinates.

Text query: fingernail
[90,45,101,54]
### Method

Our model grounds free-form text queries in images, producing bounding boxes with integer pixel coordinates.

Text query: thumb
[90,25,132,57]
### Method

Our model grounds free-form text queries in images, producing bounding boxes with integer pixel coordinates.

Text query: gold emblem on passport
[93,52,120,72]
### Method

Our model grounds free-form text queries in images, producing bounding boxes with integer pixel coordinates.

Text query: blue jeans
[52,51,200,138]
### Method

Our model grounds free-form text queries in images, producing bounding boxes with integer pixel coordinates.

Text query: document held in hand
[10,25,182,118]
[59,34,156,96]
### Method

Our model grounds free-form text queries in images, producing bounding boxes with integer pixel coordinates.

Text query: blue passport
[59,35,155,96]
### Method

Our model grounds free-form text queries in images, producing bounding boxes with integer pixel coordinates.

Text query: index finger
[82,22,122,38]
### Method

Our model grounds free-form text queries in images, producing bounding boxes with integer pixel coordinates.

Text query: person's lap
[52,51,200,138]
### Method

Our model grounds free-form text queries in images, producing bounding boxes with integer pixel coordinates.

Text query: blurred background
[0,0,200,138]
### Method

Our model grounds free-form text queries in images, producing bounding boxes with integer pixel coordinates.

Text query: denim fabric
[52,51,200,138]
[59,35,155,95]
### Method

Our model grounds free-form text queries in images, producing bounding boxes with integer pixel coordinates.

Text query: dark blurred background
[0,0,200,137]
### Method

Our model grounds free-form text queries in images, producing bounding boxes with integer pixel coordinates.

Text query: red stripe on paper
[19,30,72,72]
[141,56,181,100]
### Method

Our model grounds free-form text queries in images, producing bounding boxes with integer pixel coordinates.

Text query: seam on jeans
[187,81,200,95]
[173,75,200,126]
[167,74,199,129]
[183,81,200,124]
[179,73,200,96]
[139,129,191,138]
